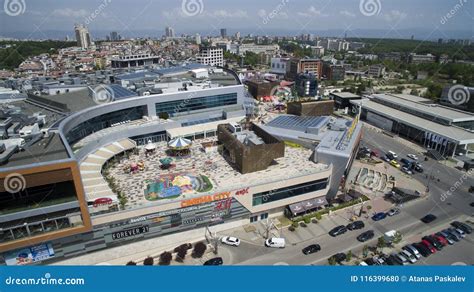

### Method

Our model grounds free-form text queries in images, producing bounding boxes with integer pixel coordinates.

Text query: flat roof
[2,133,70,168]
[372,94,474,122]
[352,99,474,144]
[103,137,330,211]
[330,92,361,99]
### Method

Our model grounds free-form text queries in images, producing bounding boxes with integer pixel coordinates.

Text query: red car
[433,234,448,246]
[421,240,437,253]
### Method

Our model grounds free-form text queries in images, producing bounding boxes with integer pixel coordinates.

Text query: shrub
[311,218,318,224]
[328,257,337,266]
[303,217,311,224]
[346,250,352,262]
[289,226,295,232]
[192,242,207,258]
[291,222,299,228]
[300,222,307,227]
[175,246,188,262]
[126,261,137,266]
[159,252,172,265]
[143,256,154,266]
[315,213,322,220]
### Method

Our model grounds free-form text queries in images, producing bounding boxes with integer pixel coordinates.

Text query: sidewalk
[50,219,246,266]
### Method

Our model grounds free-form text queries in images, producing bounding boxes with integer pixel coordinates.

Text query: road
[219,125,474,265]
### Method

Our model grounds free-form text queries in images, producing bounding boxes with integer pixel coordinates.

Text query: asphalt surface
[219,126,474,266]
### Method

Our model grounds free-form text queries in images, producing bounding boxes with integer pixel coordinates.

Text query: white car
[407,154,418,160]
[221,236,240,246]
[387,208,400,216]
[401,166,413,175]
[400,250,417,264]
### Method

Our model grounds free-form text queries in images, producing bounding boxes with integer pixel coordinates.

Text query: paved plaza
[107,137,327,210]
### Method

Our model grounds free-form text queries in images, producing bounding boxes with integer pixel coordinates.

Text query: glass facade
[252,178,329,206]
[155,93,238,117]
[66,106,147,144]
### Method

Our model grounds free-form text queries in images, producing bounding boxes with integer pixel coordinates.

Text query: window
[250,215,258,223]
[252,178,328,206]
[155,93,237,117]
[260,213,268,220]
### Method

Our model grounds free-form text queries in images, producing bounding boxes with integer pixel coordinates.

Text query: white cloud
[297,6,328,17]
[383,10,408,22]
[52,8,89,18]
[258,8,288,20]
[340,10,356,17]
[162,8,248,19]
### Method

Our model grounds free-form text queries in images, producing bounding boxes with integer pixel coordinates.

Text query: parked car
[402,244,421,259]
[421,214,437,223]
[451,221,473,234]
[302,244,321,255]
[446,228,463,240]
[420,240,437,254]
[436,232,454,245]
[394,252,409,265]
[390,160,401,168]
[357,230,375,242]
[203,257,223,265]
[364,258,377,265]
[385,254,402,265]
[387,208,400,216]
[221,236,240,246]
[387,151,398,159]
[329,225,348,237]
[329,253,347,263]
[443,229,460,241]
[401,166,413,174]
[347,220,365,230]
[414,164,424,173]
[382,156,391,162]
[407,154,418,160]
[422,236,444,250]
[432,234,448,246]
[400,158,413,166]
[454,228,466,238]
[400,250,416,264]
[372,212,387,221]
[413,242,432,257]
[265,237,286,248]
[372,255,386,265]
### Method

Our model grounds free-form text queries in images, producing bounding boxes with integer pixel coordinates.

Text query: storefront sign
[182,217,204,225]
[93,197,113,207]
[112,225,149,240]
[235,187,249,196]
[4,243,55,266]
[180,192,231,208]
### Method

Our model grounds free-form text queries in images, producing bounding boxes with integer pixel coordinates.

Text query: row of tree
[125,242,208,266]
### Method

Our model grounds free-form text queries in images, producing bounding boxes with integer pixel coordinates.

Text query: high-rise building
[220,28,227,38]
[195,33,201,45]
[196,46,224,67]
[110,31,119,41]
[165,26,175,38]
[74,24,92,49]
[234,31,241,40]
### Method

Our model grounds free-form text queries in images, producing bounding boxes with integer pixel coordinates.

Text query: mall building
[0,65,362,265]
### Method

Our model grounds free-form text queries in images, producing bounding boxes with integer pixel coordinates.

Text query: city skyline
[0,0,473,40]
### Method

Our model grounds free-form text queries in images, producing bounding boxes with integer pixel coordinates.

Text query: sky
[0,0,472,40]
